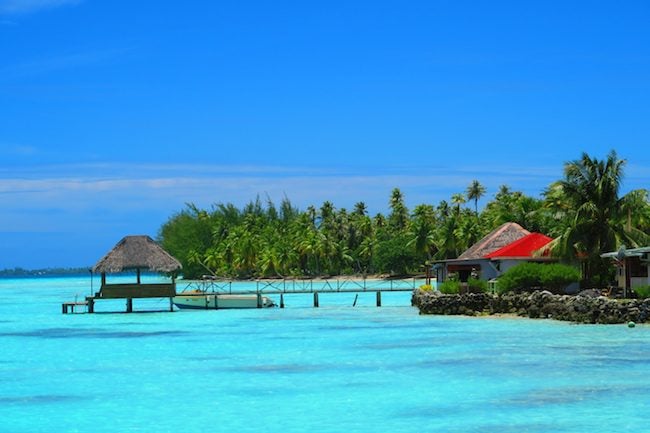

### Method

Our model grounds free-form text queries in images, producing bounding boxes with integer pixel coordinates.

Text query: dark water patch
[0,394,85,405]
[452,423,562,433]
[359,339,437,351]
[185,355,233,362]
[321,322,427,332]
[227,363,330,374]
[502,384,648,408]
[0,327,190,339]
[397,403,562,432]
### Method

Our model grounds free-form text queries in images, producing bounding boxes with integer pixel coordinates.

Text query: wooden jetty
[178,277,423,308]
[61,235,423,314]
[64,275,422,314]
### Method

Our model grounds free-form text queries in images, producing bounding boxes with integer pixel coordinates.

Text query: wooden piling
[126,298,133,313]
[314,292,319,308]
[280,293,285,308]
[376,291,382,307]
[257,293,262,308]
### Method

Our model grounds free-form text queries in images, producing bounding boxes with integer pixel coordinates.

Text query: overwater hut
[90,235,182,313]
[432,222,554,285]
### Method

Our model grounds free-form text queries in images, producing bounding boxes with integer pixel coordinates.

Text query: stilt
[88,298,94,314]
[280,293,285,308]
[353,294,358,307]
[376,291,382,307]
[126,298,133,313]
[257,293,262,308]
[314,292,319,308]
[169,297,174,312]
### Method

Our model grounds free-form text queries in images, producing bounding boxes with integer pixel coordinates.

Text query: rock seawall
[411,289,650,324]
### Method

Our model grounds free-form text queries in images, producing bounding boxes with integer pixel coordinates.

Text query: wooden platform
[62,301,88,314]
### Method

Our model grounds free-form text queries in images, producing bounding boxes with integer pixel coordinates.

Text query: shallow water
[1,275,649,432]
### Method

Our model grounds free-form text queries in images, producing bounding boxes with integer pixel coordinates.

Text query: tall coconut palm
[451,193,466,214]
[466,180,486,215]
[389,188,409,232]
[545,150,648,286]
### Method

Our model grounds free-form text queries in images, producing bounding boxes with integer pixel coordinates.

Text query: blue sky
[1,0,649,268]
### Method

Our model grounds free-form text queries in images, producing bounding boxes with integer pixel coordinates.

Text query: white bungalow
[432,222,554,284]
[601,246,650,291]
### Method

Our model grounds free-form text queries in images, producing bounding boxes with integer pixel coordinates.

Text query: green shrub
[497,262,580,294]
[633,285,650,299]
[539,264,581,293]
[467,278,488,293]
[439,280,461,294]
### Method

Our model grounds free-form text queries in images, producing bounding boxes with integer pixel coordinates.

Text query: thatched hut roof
[458,222,530,260]
[93,235,182,274]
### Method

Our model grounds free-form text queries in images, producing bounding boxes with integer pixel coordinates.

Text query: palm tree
[389,188,409,232]
[545,150,647,286]
[407,204,436,260]
[451,193,466,214]
[466,180,486,215]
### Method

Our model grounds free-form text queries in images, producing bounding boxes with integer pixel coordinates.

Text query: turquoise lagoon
[1,275,649,433]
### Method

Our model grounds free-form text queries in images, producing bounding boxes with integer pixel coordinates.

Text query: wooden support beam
[257,293,262,308]
[314,292,319,308]
[126,298,133,313]
[280,293,285,308]
[376,291,382,307]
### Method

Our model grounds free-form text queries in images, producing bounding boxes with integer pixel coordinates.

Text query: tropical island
[156,150,650,323]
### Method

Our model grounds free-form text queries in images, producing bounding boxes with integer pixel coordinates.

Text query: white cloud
[0,0,81,14]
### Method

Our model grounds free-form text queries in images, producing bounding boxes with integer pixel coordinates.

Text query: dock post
[314,292,319,308]
[88,298,94,314]
[169,297,174,312]
[62,303,67,314]
[126,298,133,313]
[376,291,382,307]
[280,293,285,308]
[257,293,262,308]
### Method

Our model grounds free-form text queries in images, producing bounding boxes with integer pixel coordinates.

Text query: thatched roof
[93,235,182,274]
[458,222,530,260]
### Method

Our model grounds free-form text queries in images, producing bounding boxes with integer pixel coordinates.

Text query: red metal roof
[484,233,553,258]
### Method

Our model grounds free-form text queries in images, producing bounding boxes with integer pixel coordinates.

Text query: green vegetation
[0,268,90,277]
[467,278,488,293]
[158,151,650,283]
[543,150,650,287]
[633,285,650,299]
[439,280,461,294]
[496,263,581,294]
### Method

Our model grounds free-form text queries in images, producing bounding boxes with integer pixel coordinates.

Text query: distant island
[0,267,91,278]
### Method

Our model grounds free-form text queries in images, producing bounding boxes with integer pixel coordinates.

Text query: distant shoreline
[0,268,426,281]
[0,268,91,278]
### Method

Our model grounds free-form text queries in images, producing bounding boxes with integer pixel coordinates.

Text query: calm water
[1,275,649,433]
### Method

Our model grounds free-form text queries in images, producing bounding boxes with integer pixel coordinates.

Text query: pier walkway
[62,277,425,313]
[180,277,424,307]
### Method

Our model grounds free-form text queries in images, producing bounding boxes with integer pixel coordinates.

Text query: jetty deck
[180,277,424,308]
[63,277,424,313]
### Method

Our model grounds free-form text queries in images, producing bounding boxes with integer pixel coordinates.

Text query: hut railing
[98,283,176,299]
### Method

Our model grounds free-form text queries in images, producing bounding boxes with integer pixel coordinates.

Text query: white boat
[173,290,276,310]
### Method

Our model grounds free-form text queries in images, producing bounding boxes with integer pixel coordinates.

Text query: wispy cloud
[0,0,81,15]
[0,161,564,215]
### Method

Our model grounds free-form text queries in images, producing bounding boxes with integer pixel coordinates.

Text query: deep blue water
[1,275,649,432]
